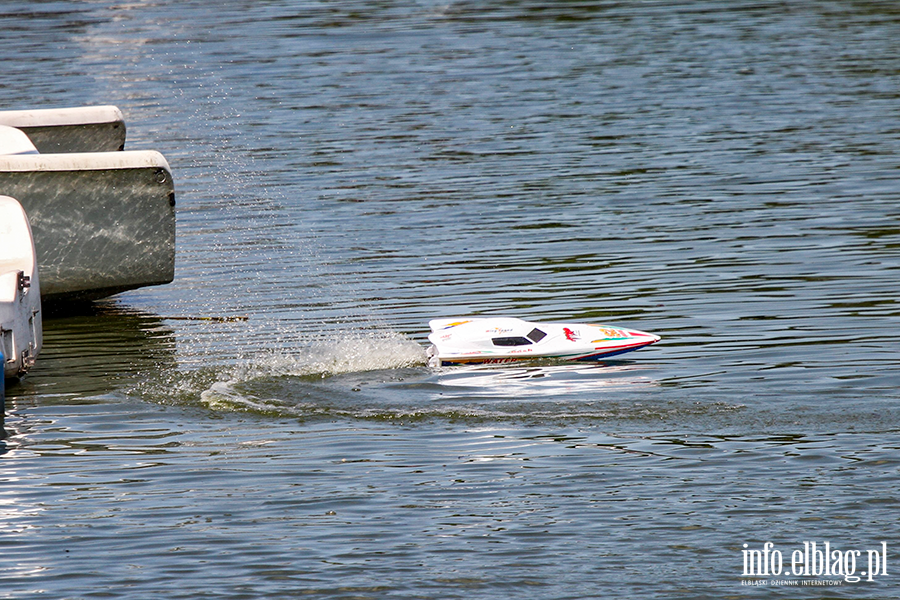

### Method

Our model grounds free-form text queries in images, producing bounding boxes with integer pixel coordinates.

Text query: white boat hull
[0,105,126,153]
[428,317,659,366]
[0,112,174,303]
[0,149,175,302]
[0,196,42,378]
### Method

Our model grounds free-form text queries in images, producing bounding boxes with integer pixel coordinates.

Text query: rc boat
[427,317,659,366]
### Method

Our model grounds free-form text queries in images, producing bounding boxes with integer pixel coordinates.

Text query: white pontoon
[0,195,42,378]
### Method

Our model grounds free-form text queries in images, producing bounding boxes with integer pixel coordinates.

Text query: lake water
[2,1,899,598]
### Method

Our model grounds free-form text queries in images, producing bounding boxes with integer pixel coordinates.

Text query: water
[2,1,900,597]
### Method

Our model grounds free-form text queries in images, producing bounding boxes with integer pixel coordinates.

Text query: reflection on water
[6,303,176,403]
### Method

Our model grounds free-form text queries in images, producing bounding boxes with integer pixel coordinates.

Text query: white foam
[199,331,426,411]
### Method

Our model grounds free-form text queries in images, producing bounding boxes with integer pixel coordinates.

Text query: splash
[198,330,426,411]
[235,330,427,378]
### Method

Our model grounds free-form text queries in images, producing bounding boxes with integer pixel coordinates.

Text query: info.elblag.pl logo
[742,541,888,584]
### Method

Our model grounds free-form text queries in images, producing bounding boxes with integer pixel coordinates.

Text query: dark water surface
[2,1,900,598]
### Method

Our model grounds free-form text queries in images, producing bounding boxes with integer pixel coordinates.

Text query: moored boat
[0,105,126,153]
[0,195,42,379]
[0,122,175,303]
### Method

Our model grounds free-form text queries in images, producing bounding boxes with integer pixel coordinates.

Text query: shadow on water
[5,302,177,406]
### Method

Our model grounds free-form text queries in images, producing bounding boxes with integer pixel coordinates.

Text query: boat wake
[196,331,426,412]
[131,327,705,425]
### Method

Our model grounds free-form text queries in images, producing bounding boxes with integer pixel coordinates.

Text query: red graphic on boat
[563,327,578,341]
